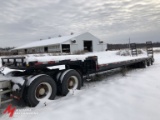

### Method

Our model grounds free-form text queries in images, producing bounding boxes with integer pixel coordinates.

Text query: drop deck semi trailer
[0,42,154,107]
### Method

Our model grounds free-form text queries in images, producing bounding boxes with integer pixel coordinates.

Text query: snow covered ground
[153,47,160,51]
[0,53,159,120]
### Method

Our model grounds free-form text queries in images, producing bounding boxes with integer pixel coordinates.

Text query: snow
[9,76,25,85]
[0,75,25,85]
[13,33,80,50]
[0,69,25,85]
[0,67,25,75]
[0,53,160,120]
[24,50,148,65]
[0,50,148,70]
[47,65,65,70]
[153,47,160,53]
[0,74,11,82]
[12,84,20,91]
[153,47,160,50]
[26,74,46,86]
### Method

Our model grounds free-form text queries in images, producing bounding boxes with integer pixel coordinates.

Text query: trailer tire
[26,75,57,107]
[151,58,154,65]
[152,58,155,63]
[147,60,151,66]
[59,69,82,96]
[142,61,147,68]
[56,71,64,95]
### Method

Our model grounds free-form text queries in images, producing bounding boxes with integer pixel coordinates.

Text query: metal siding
[69,32,106,53]
[18,32,106,54]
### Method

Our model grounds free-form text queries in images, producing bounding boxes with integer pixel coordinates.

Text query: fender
[26,74,49,86]
[60,69,73,83]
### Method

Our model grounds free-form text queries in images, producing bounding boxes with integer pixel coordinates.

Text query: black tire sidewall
[27,75,57,107]
[61,70,82,96]
[143,61,147,68]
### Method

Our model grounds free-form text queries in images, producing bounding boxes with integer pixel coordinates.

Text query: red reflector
[10,94,20,100]
[48,61,55,64]
[96,65,99,70]
[35,62,43,65]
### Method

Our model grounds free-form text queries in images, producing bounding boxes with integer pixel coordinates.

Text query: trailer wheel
[59,69,82,96]
[147,60,151,66]
[56,71,63,95]
[152,58,155,63]
[26,75,57,107]
[141,60,147,68]
[151,58,154,65]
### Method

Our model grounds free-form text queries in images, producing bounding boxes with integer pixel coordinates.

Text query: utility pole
[129,37,131,56]
[129,37,131,50]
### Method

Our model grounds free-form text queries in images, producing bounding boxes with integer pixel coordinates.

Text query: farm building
[13,32,106,54]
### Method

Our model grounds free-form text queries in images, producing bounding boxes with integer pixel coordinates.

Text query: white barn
[13,32,106,54]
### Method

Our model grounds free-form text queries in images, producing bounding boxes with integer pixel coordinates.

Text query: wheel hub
[39,88,45,95]
[68,76,78,90]
[69,80,74,86]
[36,83,50,99]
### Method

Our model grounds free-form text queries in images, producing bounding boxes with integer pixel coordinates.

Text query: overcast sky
[0,0,160,47]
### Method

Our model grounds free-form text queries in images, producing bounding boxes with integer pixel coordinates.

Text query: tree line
[107,42,160,50]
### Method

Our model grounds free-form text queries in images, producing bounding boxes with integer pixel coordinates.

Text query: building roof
[13,33,83,50]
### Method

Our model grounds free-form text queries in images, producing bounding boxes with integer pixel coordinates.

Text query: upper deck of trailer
[1,50,151,70]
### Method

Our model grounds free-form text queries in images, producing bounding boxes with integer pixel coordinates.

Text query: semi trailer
[0,42,154,107]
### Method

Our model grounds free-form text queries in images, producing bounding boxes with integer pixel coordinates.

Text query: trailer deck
[1,50,149,71]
